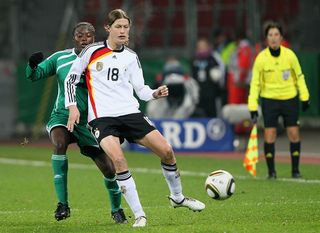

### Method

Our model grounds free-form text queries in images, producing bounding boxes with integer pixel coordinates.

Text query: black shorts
[261,96,299,128]
[88,112,156,144]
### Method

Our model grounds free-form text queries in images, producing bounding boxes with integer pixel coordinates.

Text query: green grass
[0,144,320,233]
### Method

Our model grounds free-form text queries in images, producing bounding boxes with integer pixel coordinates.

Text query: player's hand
[67,105,80,132]
[153,85,169,99]
[301,100,310,112]
[29,52,44,69]
[250,111,259,123]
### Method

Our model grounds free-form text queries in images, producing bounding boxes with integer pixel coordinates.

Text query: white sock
[116,171,145,219]
[161,163,184,202]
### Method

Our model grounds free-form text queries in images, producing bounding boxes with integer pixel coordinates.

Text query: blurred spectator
[227,32,253,105]
[147,57,199,119]
[213,29,237,67]
[213,29,227,54]
[191,38,225,118]
[225,32,253,135]
[212,29,237,107]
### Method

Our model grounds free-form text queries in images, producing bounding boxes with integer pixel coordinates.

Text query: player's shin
[51,154,68,204]
[264,142,276,177]
[104,175,122,212]
[290,141,301,177]
[116,171,146,219]
[161,162,184,202]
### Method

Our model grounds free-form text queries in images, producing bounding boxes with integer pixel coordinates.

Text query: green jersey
[26,49,98,150]
[26,48,88,123]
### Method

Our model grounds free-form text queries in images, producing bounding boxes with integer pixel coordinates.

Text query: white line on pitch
[0,157,320,184]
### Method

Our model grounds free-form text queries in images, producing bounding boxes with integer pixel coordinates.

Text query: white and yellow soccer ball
[205,170,235,200]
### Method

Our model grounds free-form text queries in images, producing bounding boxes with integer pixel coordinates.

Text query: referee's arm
[248,58,262,111]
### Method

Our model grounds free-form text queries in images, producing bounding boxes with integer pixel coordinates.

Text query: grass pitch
[0,144,320,233]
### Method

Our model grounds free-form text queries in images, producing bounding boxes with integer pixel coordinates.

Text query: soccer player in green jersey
[25,22,127,223]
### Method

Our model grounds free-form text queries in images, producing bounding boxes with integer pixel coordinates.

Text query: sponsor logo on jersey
[96,62,103,71]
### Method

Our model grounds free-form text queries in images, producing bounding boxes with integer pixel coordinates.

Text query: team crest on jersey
[96,62,103,71]
[282,70,290,80]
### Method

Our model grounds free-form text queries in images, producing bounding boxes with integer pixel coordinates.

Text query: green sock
[104,176,121,213]
[51,154,68,204]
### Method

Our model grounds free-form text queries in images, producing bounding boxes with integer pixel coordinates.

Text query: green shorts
[46,113,99,149]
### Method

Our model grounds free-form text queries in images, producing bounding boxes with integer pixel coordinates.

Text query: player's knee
[161,143,174,161]
[100,158,116,175]
[112,155,127,168]
[287,128,300,142]
[53,140,68,154]
[289,134,300,142]
[102,166,116,179]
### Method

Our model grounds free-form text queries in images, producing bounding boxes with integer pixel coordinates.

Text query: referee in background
[248,21,310,179]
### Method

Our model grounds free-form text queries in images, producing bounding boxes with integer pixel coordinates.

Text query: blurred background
[0,0,319,144]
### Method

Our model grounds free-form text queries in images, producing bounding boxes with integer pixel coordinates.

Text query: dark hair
[264,21,283,37]
[105,9,131,27]
[72,22,95,37]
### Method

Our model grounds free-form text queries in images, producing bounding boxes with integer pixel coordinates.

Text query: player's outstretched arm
[28,52,44,69]
[26,51,60,82]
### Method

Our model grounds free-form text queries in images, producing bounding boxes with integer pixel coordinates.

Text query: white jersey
[65,41,155,122]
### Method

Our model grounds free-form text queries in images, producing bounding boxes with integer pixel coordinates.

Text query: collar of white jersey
[105,40,124,53]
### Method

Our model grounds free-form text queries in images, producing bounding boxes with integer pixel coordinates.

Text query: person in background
[248,21,310,179]
[26,22,127,223]
[147,56,199,118]
[212,29,237,108]
[213,29,237,67]
[191,37,225,118]
[226,32,253,136]
[65,9,205,228]
[227,31,252,105]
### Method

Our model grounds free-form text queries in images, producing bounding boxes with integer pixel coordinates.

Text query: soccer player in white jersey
[65,9,205,227]
[26,22,127,223]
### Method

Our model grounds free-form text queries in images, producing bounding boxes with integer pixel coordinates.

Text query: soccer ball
[205,170,235,200]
